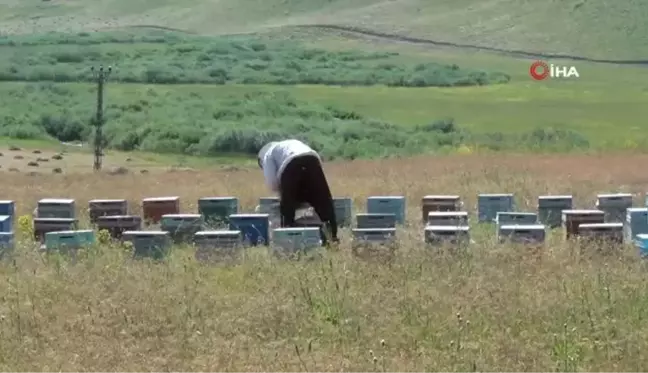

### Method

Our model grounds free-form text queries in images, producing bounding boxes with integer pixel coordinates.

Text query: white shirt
[258,139,321,192]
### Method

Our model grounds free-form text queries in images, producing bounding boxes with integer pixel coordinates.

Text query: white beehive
[352,228,396,244]
[426,211,469,227]
[495,212,538,229]
[424,225,470,246]
[624,207,648,244]
[497,224,546,245]
[596,193,633,223]
[356,213,396,229]
[272,227,322,256]
[193,230,243,263]
[537,195,573,228]
[37,198,76,219]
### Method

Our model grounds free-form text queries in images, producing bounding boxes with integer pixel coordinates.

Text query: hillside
[0,0,646,60]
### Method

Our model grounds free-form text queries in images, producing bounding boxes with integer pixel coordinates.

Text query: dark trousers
[279,154,338,245]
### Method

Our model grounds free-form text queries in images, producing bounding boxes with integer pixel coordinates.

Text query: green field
[2,0,648,60]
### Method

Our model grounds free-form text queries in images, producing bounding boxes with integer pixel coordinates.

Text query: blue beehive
[198,197,239,226]
[333,197,353,227]
[228,213,269,246]
[0,200,15,227]
[356,213,396,229]
[496,212,537,229]
[122,231,172,260]
[0,232,14,259]
[635,234,648,257]
[478,193,514,222]
[537,195,572,228]
[0,215,11,233]
[272,227,322,256]
[352,228,396,244]
[45,230,96,252]
[624,208,648,243]
[367,196,405,224]
[160,214,204,243]
[37,198,76,219]
[424,225,470,246]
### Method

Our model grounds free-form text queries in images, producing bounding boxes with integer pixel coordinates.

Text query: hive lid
[496,211,537,216]
[89,199,127,203]
[161,214,202,219]
[428,211,468,216]
[562,209,604,214]
[352,228,397,232]
[478,193,513,197]
[0,200,14,204]
[368,196,405,199]
[195,230,241,236]
[423,195,460,199]
[499,224,545,230]
[229,213,269,218]
[122,230,169,236]
[579,222,623,228]
[39,198,75,204]
[142,196,179,201]
[199,196,238,200]
[538,195,573,199]
[273,227,320,232]
[597,193,633,198]
[425,225,470,231]
[46,229,94,235]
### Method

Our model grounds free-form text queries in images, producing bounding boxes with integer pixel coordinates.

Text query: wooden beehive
[561,209,605,239]
[421,195,461,222]
[142,196,180,224]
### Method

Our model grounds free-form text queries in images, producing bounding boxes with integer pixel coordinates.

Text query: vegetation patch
[0,83,588,160]
[0,31,510,87]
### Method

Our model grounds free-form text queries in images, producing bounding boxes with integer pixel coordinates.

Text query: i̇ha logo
[529,60,579,80]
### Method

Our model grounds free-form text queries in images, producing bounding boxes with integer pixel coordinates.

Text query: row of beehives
[0,192,648,259]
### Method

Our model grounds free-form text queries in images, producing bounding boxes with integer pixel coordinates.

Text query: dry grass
[2,153,648,371]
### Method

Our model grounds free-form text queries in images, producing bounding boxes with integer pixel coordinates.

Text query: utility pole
[90,65,112,171]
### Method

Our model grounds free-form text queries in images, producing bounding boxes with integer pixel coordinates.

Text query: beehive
[356,213,396,229]
[426,211,469,227]
[258,197,280,223]
[0,232,14,259]
[44,230,96,253]
[596,193,633,223]
[33,218,77,242]
[561,210,605,239]
[96,215,142,239]
[421,195,461,221]
[537,195,573,228]
[160,214,204,243]
[424,225,470,246]
[497,224,546,245]
[578,223,624,246]
[193,230,243,263]
[477,194,514,222]
[333,197,353,227]
[624,207,648,243]
[142,196,180,224]
[272,227,322,256]
[352,228,396,244]
[37,198,75,219]
[198,197,239,226]
[366,196,406,224]
[0,200,15,227]
[495,212,538,229]
[88,199,128,223]
[228,214,270,246]
[0,215,11,233]
[122,231,172,260]
[634,234,648,257]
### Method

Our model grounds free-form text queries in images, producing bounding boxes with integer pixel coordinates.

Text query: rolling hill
[0,0,646,60]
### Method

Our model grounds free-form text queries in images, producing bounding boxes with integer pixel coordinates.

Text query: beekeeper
[257,139,339,244]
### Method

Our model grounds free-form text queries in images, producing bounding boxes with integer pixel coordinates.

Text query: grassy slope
[1,0,647,59]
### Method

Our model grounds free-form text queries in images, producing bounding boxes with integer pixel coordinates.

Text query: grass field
[1,0,647,370]
[3,154,648,371]
[1,0,648,60]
